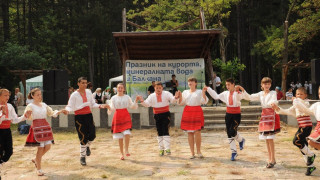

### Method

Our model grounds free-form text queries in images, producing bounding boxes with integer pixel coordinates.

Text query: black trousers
[0,128,13,163]
[293,126,312,149]
[154,112,171,136]
[75,113,96,145]
[225,113,241,138]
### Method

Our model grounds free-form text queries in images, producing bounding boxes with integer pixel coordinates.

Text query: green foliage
[127,0,240,31]
[252,0,320,60]
[0,42,45,69]
[212,57,245,83]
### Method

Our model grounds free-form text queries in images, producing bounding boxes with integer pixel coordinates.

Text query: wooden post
[122,8,127,90]
[122,8,126,32]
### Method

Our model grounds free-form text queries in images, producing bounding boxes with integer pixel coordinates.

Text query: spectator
[87,82,93,92]
[304,81,309,90]
[309,81,312,95]
[285,88,293,100]
[275,86,284,100]
[14,88,24,106]
[213,72,222,106]
[92,88,103,104]
[290,81,296,90]
[148,81,155,95]
[68,86,74,98]
[171,74,178,95]
[296,81,302,88]
[102,87,111,103]
[112,87,117,96]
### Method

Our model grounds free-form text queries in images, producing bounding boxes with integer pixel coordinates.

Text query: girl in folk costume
[24,88,62,176]
[206,78,247,161]
[178,77,208,159]
[245,77,280,168]
[0,89,31,170]
[107,83,138,160]
[272,87,316,176]
[62,77,108,166]
[138,81,179,156]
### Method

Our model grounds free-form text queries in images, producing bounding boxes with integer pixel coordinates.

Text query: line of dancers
[1,76,320,177]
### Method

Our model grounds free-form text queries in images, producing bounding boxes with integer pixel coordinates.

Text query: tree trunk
[2,0,10,41]
[17,0,21,43]
[88,41,95,85]
[22,0,26,44]
[236,2,242,85]
[28,0,33,46]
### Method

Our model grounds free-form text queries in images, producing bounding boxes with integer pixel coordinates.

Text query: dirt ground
[1,125,320,180]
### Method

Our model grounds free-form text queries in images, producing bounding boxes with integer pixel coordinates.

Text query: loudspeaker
[54,70,69,105]
[42,70,69,105]
[43,70,55,104]
[311,59,320,100]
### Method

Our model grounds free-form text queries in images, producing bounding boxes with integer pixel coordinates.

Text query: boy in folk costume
[271,87,316,176]
[137,81,179,156]
[106,83,139,160]
[62,77,108,166]
[24,88,63,176]
[178,77,208,159]
[0,89,31,172]
[206,78,247,161]
[295,86,320,151]
[245,77,281,168]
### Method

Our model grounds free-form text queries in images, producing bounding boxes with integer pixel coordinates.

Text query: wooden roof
[113,29,221,60]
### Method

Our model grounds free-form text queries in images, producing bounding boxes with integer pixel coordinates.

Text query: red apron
[25,119,53,146]
[111,109,132,133]
[181,106,204,131]
[259,108,277,132]
[308,121,320,144]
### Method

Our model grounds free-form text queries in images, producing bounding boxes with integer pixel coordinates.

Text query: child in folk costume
[244,77,281,168]
[24,88,62,176]
[106,83,138,160]
[294,86,320,151]
[0,89,31,171]
[137,81,179,156]
[206,78,247,161]
[178,77,208,159]
[62,77,108,166]
[271,87,316,175]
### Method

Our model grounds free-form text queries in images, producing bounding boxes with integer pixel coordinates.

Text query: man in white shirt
[62,77,108,166]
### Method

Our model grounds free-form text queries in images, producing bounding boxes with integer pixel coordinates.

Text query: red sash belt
[75,106,91,115]
[153,106,169,114]
[226,107,241,114]
[112,109,132,133]
[0,120,11,129]
[297,116,313,128]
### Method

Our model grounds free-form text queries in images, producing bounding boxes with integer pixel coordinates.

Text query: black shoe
[86,147,91,156]
[305,166,316,176]
[307,154,316,166]
[80,157,86,166]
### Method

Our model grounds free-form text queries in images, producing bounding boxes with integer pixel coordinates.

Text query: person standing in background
[213,72,222,106]
[171,74,179,96]
[148,81,155,95]
[275,87,284,100]
[309,81,312,96]
[14,88,24,107]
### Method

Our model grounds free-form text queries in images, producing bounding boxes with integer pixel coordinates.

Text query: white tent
[109,75,123,87]
[19,75,43,95]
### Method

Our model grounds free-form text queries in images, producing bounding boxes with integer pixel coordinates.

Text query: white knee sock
[163,136,171,150]
[87,141,92,147]
[80,145,87,157]
[235,133,243,142]
[157,136,164,150]
[301,145,314,157]
[228,138,237,153]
